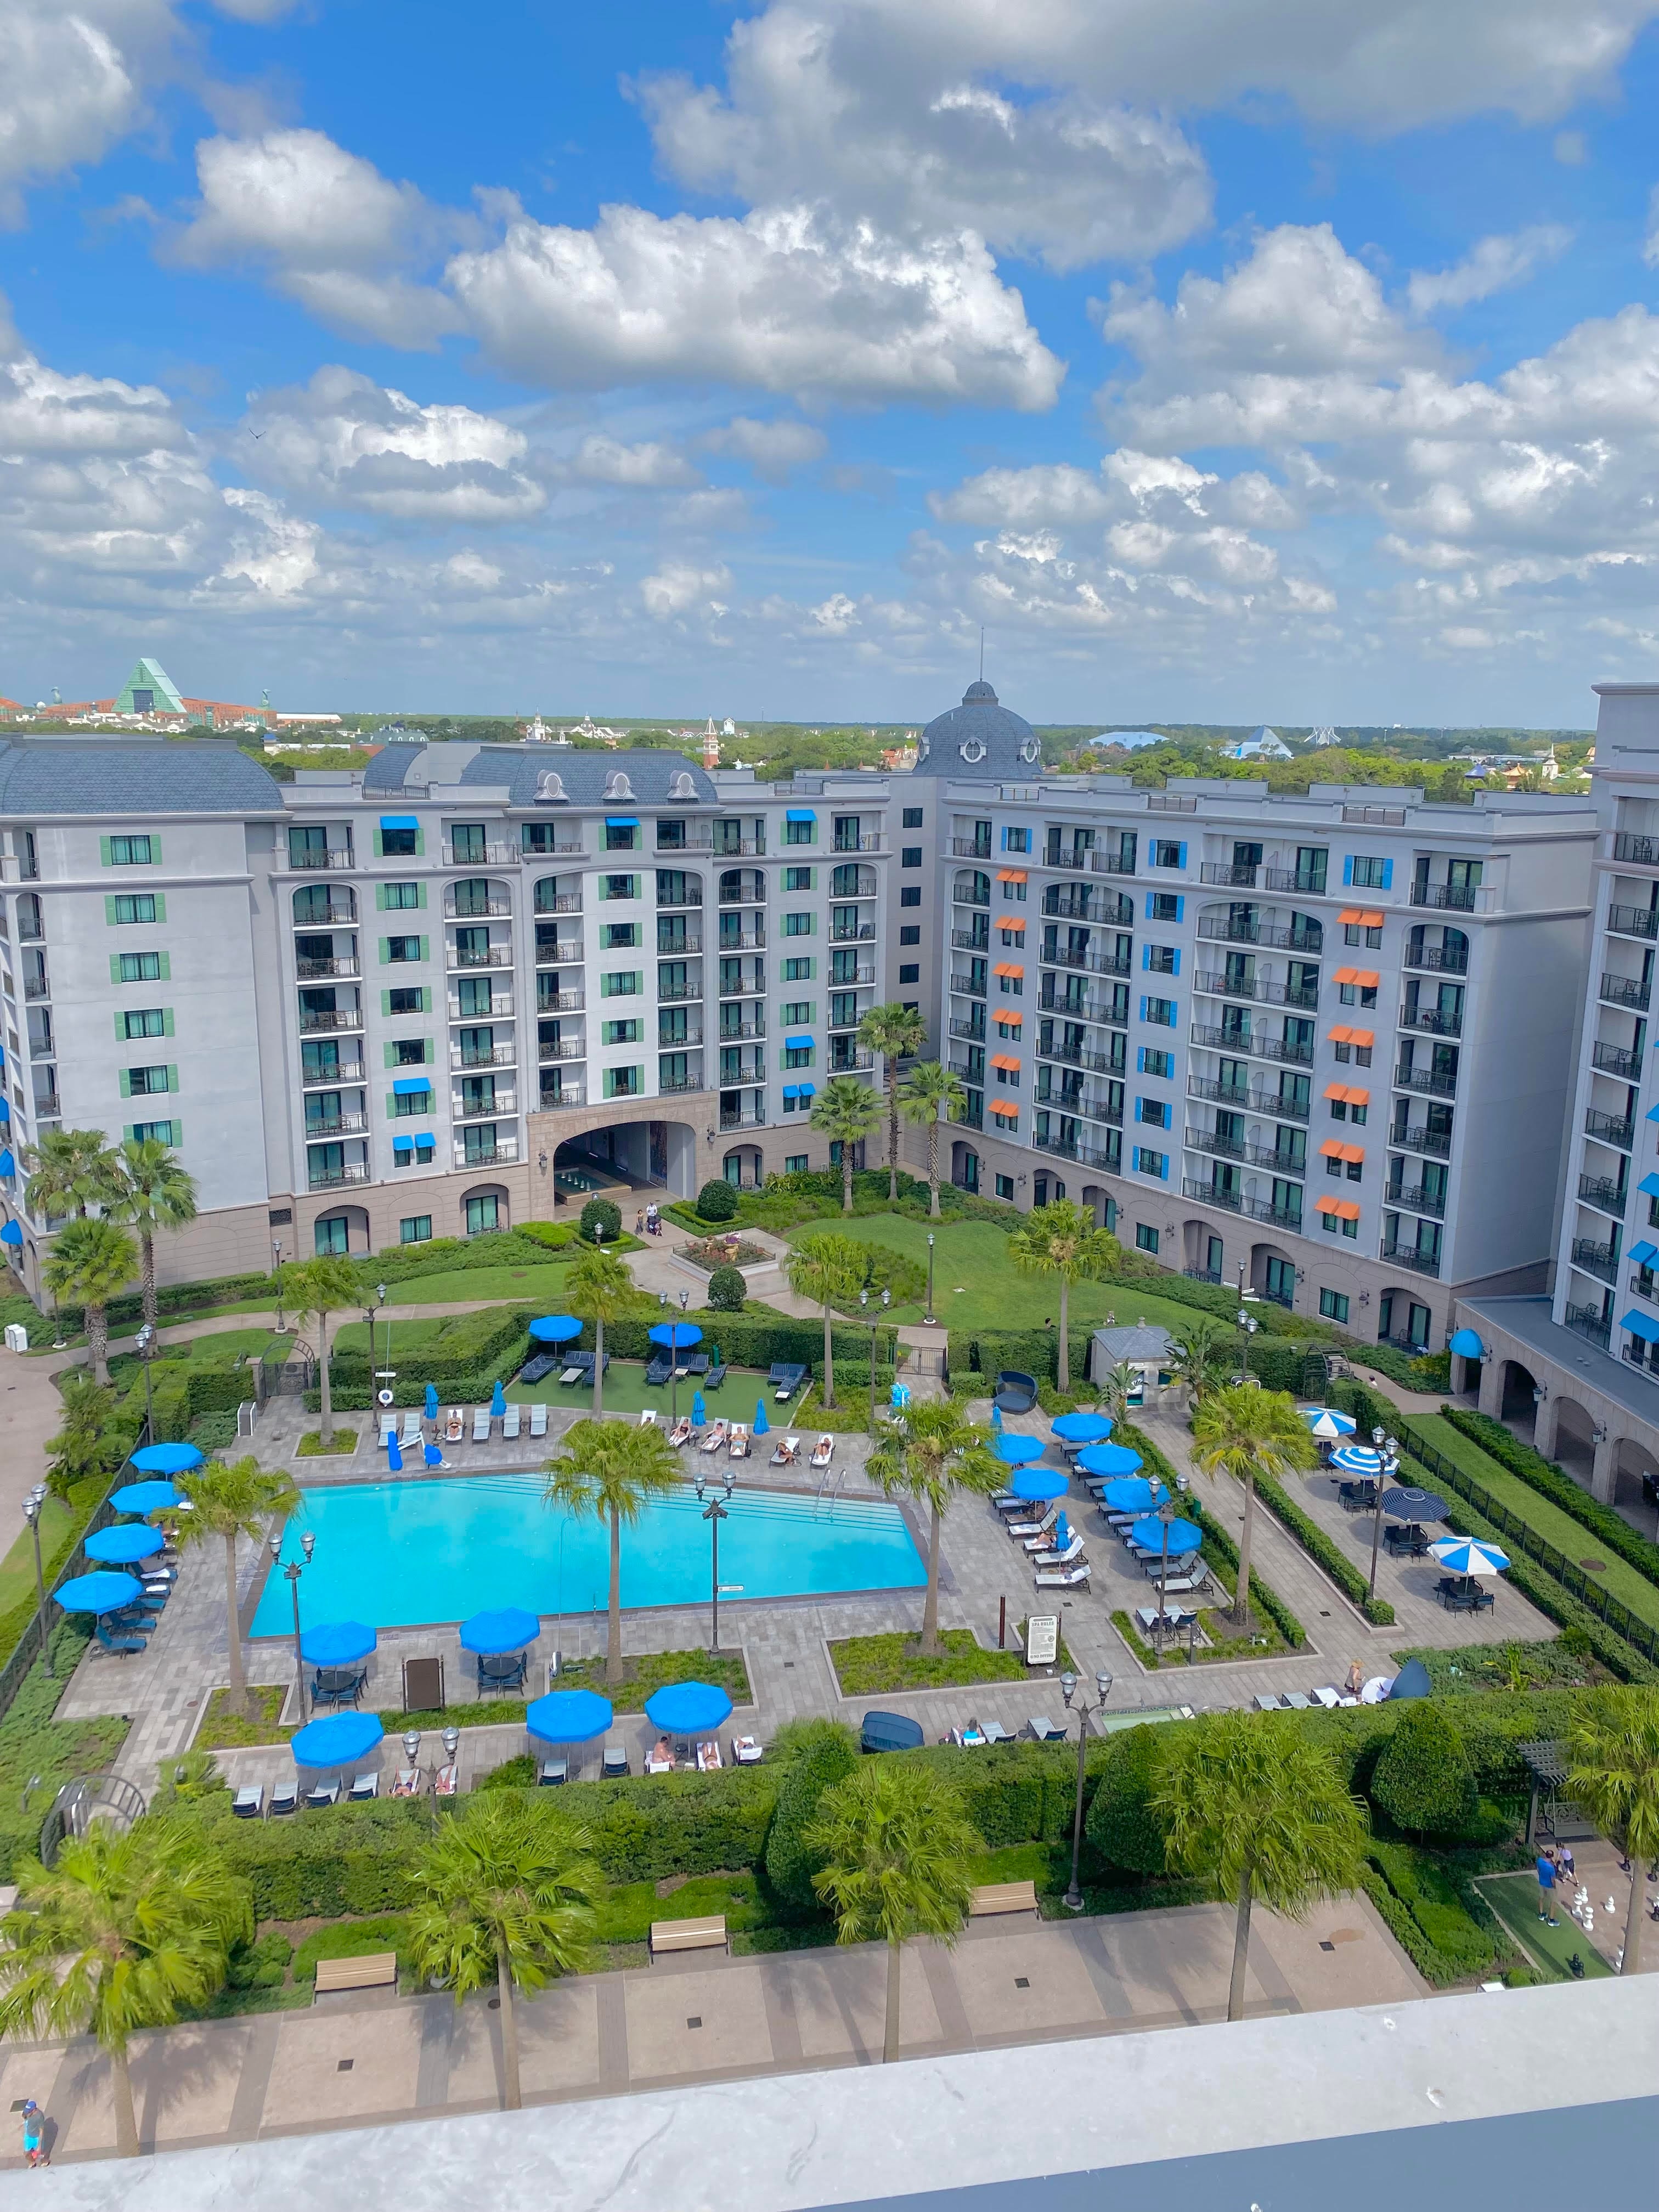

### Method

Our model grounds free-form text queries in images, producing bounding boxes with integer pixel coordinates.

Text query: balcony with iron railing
[658,1066,706,1094]
[950,927,990,951]
[1088,850,1137,876]
[951,972,987,998]
[1183,1176,1243,1213]
[1380,1240,1441,1277]
[1577,1172,1628,1214]
[1390,1124,1453,1158]
[1585,1107,1636,1152]
[291,899,356,927]
[1387,1182,1447,1220]
[656,932,703,957]
[303,1111,368,1137]
[1034,1131,1118,1169]
[832,963,877,986]
[1193,972,1319,1009]
[534,936,579,967]
[832,833,883,853]
[830,1045,875,1071]
[301,1058,365,1087]
[538,1080,585,1109]
[659,979,704,1003]
[656,887,704,910]
[453,1043,517,1069]
[447,843,515,868]
[828,921,876,943]
[1570,1237,1620,1284]
[1399,1003,1463,1037]
[296,956,359,979]
[1199,862,1259,887]
[1411,883,1479,911]
[712,836,765,857]
[717,1016,766,1041]
[1042,848,1089,871]
[654,828,715,853]
[1196,917,1323,953]
[1607,902,1659,941]
[716,973,764,1000]
[1041,990,1126,1026]
[1186,1128,1306,1174]
[454,1088,517,1121]
[1263,867,1328,895]
[445,893,512,919]
[719,1106,767,1130]
[286,844,354,871]
[1040,945,1133,979]
[951,838,994,860]
[534,890,584,915]
[1565,1301,1613,1347]
[534,1041,584,1066]
[1612,832,1659,866]
[1189,1025,1313,1065]
[22,976,47,1001]
[454,1135,522,1168]
[948,1015,986,1044]
[1600,971,1651,1011]
[1593,1040,1642,1080]
[1185,1126,1244,1161]
[1393,1064,1457,1098]
[298,1007,364,1034]
[536,987,583,1012]
[1246,1195,1305,1229]
[308,1161,370,1190]
[1402,944,1469,974]
[447,994,514,1021]
[448,944,513,969]
[953,883,991,907]
[1036,1039,1118,1075]
[659,1025,703,1050]
[33,1092,60,1120]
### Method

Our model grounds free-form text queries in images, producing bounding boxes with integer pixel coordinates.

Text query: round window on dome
[1019,737,1040,763]
[959,738,986,763]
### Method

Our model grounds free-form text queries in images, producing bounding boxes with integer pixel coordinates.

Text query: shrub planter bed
[297,1429,358,1456]
[827,1627,1074,1696]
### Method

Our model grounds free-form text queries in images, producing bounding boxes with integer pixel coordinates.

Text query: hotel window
[129,1119,178,1144]
[900,887,921,907]
[387,986,424,1015]
[782,957,814,981]
[902,808,924,828]
[1143,996,1176,1026]
[117,952,163,983]
[783,867,814,891]
[1141,1048,1173,1079]
[106,834,155,866]
[121,1008,167,1039]
[111,894,157,924]
[786,1154,809,1173]
[899,963,919,983]
[785,912,814,935]
[602,1019,642,1044]
[781,1001,814,1025]
[902,847,922,867]
[1135,1223,1160,1255]
[386,935,422,962]
[601,873,641,900]
[900,926,921,944]
[465,1194,500,1234]
[603,1066,643,1098]
[995,1173,1015,1199]
[1346,855,1390,890]
[601,971,642,997]
[1319,1288,1350,1323]
[400,1216,433,1244]
[603,922,640,949]
[125,1065,171,1096]
[384,882,421,910]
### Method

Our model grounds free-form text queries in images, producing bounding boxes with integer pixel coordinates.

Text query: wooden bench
[648,1915,729,1961]
[314,1951,398,1997]
[970,1881,1040,1920]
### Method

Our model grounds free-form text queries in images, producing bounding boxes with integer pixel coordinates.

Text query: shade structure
[291,1711,383,1770]
[1130,1514,1202,1557]
[129,1442,203,1475]
[528,1315,583,1345]
[692,1392,706,1426]
[647,1322,703,1351]
[1381,1486,1448,1523]
[459,1606,539,1655]
[1098,1475,1169,1514]
[1302,1407,1357,1440]
[425,1383,439,1420]
[300,1619,376,1666]
[1051,1412,1113,1444]
[526,1690,612,1745]
[1447,1328,1487,1360]
[490,1379,506,1418]
[1330,1444,1386,1476]
[1388,1658,1433,1700]
[644,1680,733,1734]
[1010,1467,1068,1502]
[1077,1442,1144,1479]
[1430,1536,1510,1577]
[110,1479,179,1516]
[994,1434,1045,1466]
[57,1571,143,1616]
[84,1524,164,1565]
[387,1431,403,1473]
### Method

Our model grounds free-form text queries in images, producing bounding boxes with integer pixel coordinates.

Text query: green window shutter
[104,895,117,925]
[154,893,166,923]
[375,884,388,911]
[150,836,162,865]
[415,830,426,856]
[373,830,384,857]
[118,1071,132,1099]
[424,1037,435,1063]
[420,986,430,1012]
[159,953,171,980]
[112,1011,123,1039]
[381,990,392,1015]
[162,1008,174,1037]
[100,837,112,866]
[379,938,391,963]
[123,1124,135,1144]
[109,956,122,985]
[417,882,428,909]
[386,1092,397,1115]
[418,935,428,961]
[168,1120,180,1145]
[383,1042,397,1069]
[167,1064,178,1093]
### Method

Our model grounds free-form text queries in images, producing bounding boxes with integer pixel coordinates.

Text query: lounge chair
[992,1369,1039,1415]
[434,1764,459,1798]
[95,1623,146,1656]
[810,1434,833,1469]
[982,1721,1012,1745]
[1028,1716,1066,1741]
[400,1411,422,1448]
[1034,1561,1091,1589]
[1008,1504,1059,1542]
[1309,1686,1341,1709]
[646,1736,675,1774]
[769,1362,807,1402]
[1283,1691,1312,1710]
[529,1403,548,1437]
[601,1743,629,1779]
[538,1758,568,1786]
[956,1720,986,1747]
[645,1353,673,1387]
[232,1784,264,1819]
[668,1415,693,1448]
[103,1611,156,1638]
[444,1408,464,1443]
[1032,1532,1086,1569]
[771,1435,800,1466]
[704,1361,728,1390]
[639,1408,659,1427]
[348,1771,379,1801]
[729,1423,751,1458]
[731,1735,764,1764]
[305,1780,341,1809]
[390,1769,422,1797]
[379,1414,397,1447]
[1151,1568,1208,1594]
[697,1739,723,1771]
[477,1650,527,1694]
[1254,1692,1287,1712]
[699,1419,729,1453]
[685,1353,710,1375]
[472,1407,490,1443]
[520,1353,559,1386]
[502,1404,522,1441]
[270,1783,298,1816]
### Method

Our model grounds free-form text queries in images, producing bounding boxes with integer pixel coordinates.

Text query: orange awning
[1359,910,1384,927]
[1318,1138,1345,1158]
[989,1098,1020,1118]
[993,962,1025,978]
[1338,908,1385,928]
[996,868,1028,883]
[995,915,1026,932]
[1323,1141,1364,1163]
[996,1012,1023,1030]
[1333,967,1360,985]
[1345,1086,1371,1105]
[1352,970,1380,989]
[1314,1195,1363,1220]
[1328,1025,1375,1047]
[990,1053,1022,1072]
[1323,1082,1351,1101]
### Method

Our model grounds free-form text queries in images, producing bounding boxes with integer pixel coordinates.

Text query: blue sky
[5,0,1659,727]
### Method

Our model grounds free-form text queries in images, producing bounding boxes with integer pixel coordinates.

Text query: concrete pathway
[0,1892,1425,2169]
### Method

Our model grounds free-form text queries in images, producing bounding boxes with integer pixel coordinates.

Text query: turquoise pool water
[251,1475,925,1634]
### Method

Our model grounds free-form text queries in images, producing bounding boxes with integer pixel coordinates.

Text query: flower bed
[680,1235,774,1272]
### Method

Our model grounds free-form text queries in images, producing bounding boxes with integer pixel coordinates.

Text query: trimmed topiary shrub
[707,1265,747,1312]
[696,1178,740,1222]
[580,1197,622,1244]
[1084,1725,1172,1874]
[1368,1702,1477,1837]
[762,1720,859,1909]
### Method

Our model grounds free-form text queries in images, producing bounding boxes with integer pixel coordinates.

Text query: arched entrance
[1249,1242,1297,1311]
[459,1181,511,1237]
[1498,1359,1540,1435]
[1614,1436,1658,1525]
[1184,1218,1225,1282]
[1551,1395,1596,1482]
[548,1117,702,1203]
[721,1144,764,1188]
[951,1139,980,1195]
[313,1204,370,1256]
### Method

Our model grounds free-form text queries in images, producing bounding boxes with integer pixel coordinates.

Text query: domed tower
[912,681,1043,780]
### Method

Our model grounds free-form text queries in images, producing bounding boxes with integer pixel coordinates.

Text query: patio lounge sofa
[520,1353,560,1386]
[992,1370,1039,1415]
[769,1362,808,1401]
[645,1353,674,1386]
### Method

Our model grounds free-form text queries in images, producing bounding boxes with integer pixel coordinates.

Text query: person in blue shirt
[1537,1850,1560,1927]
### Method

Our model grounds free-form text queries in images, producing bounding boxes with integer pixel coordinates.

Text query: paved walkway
[0,1893,1424,2167]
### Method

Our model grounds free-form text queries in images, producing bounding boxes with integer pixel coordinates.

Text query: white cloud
[566,435,702,489]
[640,559,733,619]
[699,414,827,481]
[0,0,167,223]
[1645,185,1659,269]
[1406,224,1572,314]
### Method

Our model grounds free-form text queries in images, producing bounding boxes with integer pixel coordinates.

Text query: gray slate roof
[365,743,718,806]
[912,681,1044,780]
[1091,1323,1176,1366]
[0,738,283,816]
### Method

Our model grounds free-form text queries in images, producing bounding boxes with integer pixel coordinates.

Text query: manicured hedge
[1441,1406,1659,1594]
[1251,1466,1396,1626]
[1118,1421,1307,1650]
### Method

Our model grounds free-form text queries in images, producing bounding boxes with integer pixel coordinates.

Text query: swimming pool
[251,1475,926,1634]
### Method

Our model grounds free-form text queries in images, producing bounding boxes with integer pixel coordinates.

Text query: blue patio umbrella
[0,1223,21,1248]
[1388,1658,1433,1700]
[1302,1406,1357,1440]
[490,1379,507,1418]
[110,1480,179,1516]
[84,1524,163,1565]
[647,1322,703,1351]
[755,1398,770,1436]
[1010,1467,1068,1502]
[424,1443,444,1468]
[526,1690,613,1744]
[1077,1442,1144,1479]
[990,1403,1003,1431]
[1099,1475,1170,1514]
[529,1315,583,1345]
[1052,1511,1073,1550]
[130,1442,203,1476]
[1330,1443,1386,1476]
[1430,1536,1510,1577]
[300,1620,376,1666]
[387,1431,403,1473]
[425,1382,439,1420]
[57,1571,142,1616]
[645,1681,733,1734]
[994,1434,1045,1465]
[692,1391,707,1426]
[291,1712,383,1770]
[1052,1412,1113,1444]
[1130,1514,1202,1556]
[460,1606,539,1655]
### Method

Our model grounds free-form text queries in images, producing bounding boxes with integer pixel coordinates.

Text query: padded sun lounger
[601,1743,629,1779]
[1034,1561,1091,1588]
[530,1403,548,1436]
[539,1758,568,1786]
[400,1412,422,1447]
[1008,1505,1058,1541]
[232,1784,264,1819]
[1032,1533,1086,1568]
[472,1407,490,1443]
[1028,1716,1066,1741]
[769,1362,807,1401]
[306,1780,340,1809]
[270,1783,298,1816]
[434,1764,458,1798]
[348,1771,379,1799]
[502,1404,521,1440]
[731,1735,764,1764]
[1310,1686,1341,1709]
[981,1720,1012,1745]
[1254,1692,1286,1711]
[95,1625,146,1655]
[379,1414,397,1447]
[645,1354,673,1386]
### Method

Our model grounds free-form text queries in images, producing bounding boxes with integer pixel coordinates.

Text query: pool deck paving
[0,1888,1426,2168]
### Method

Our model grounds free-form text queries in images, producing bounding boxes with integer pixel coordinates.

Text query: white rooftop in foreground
[27,1976,1659,2212]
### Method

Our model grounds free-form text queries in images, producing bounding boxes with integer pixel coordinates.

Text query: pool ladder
[813,1460,847,1520]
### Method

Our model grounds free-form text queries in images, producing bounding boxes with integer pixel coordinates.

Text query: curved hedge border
[1440,1405,1659,1594]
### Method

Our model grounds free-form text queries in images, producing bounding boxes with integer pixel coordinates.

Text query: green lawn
[378,1262,578,1307]
[1478,1871,1615,1982]
[0,1494,77,1621]
[332,1314,459,1356]
[1406,1413,1659,1633]
[506,1357,774,1419]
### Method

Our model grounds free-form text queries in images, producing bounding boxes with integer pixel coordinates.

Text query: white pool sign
[1025,1614,1059,1667]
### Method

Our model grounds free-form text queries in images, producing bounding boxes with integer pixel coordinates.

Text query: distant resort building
[8,658,338,735]
[1222,725,1294,763]
[1455,749,1561,785]
[1086,730,1169,751]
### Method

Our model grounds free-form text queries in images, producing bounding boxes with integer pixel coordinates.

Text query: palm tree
[897,1060,967,1218]
[407,1793,602,2111]
[1096,1359,1138,1427]
[1170,1316,1229,1404]
[108,1136,198,1333]
[867,1399,1001,1654]
[1158,1709,1369,2022]
[19,1127,122,1222]
[280,1253,360,1447]
[0,1821,248,2156]
[563,1244,644,1417]
[809,1075,883,1214]
[1566,1687,1659,1975]
[785,1232,863,1412]
[42,1217,137,1385]
[1006,1199,1118,1390]
[173,1457,302,1718]
[857,1002,927,1198]
[545,1418,680,1685]
[807,1758,979,2062]
[44,1376,118,1499]
[1190,1383,1317,1631]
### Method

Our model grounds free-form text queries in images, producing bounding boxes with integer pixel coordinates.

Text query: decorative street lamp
[695,1469,735,1652]
[1367,1425,1401,1600]
[22,1482,50,1677]
[1059,1668,1114,1911]
[133,1321,157,1439]
[1235,1305,1258,1378]
[924,1232,937,1327]
[859,1286,891,1434]
[270,1527,317,1720]
[272,1239,288,1333]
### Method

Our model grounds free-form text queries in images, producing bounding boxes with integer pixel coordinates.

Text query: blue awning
[798,1082,816,1098]
[782,1085,800,1098]
[1641,1173,1659,1198]
[0,1099,10,1123]
[391,1135,414,1151]
[1646,1103,1659,1124]
[0,1150,13,1178]
[1630,1242,1659,1266]
[606,816,639,828]
[1447,1327,1486,1359]
[786,808,816,822]
[415,1132,435,1145]
[1623,1308,1659,1344]
[0,1223,21,1246]
[392,1077,431,1095]
[380,814,418,830]
[785,1034,813,1049]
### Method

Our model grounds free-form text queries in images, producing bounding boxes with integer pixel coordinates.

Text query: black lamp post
[376,1281,390,1391]
[1367,1425,1400,1599]
[859,1286,891,1435]
[22,1482,50,1677]
[1235,1305,1257,1378]
[271,1527,317,1720]
[695,1469,734,1652]
[1059,1668,1114,1911]
[1154,1494,1176,1654]
[133,1321,157,1438]
[924,1232,936,1327]
[272,1238,287,1333]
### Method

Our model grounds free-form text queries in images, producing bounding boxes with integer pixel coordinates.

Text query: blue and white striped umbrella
[1303,1406,1357,1440]
[1330,1444,1386,1476]
[1430,1536,1510,1577]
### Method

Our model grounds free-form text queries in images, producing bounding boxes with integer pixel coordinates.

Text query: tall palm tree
[857,1002,928,1198]
[563,1244,644,1417]
[280,1253,360,1446]
[407,1793,602,2110]
[42,1217,137,1385]
[1158,1709,1369,2022]
[785,1232,863,1412]
[1190,1383,1317,1631]
[19,1127,122,1222]
[897,1060,967,1218]
[173,1457,302,1718]
[809,1075,883,1214]
[867,1399,1001,1654]
[544,1418,680,1685]
[1096,1359,1138,1428]
[108,1136,198,1333]
[0,1821,248,2157]
[1006,1199,1118,1390]
[1566,1687,1659,1975]
[1170,1316,1229,1404]
[807,1758,979,2062]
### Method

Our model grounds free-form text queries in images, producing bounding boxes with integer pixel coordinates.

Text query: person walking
[20,2101,44,2168]
[1537,1848,1560,1926]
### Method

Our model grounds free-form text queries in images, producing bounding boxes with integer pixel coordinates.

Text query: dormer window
[668,770,696,800]
[602,770,636,802]
[533,771,568,803]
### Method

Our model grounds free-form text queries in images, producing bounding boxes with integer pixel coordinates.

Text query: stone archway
[1498,1358,1540,1435]
[312,1203,370,1256]
[1613,1436,1659,1528]
[526,1104,713,1215]
[458,1180,511,1237]
[721,1145,764,1189]
[951,1139,981,1194]
[1550,1394,1596,1483]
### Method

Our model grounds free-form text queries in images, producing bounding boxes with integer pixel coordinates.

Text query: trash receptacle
[3,1324,27,1354]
